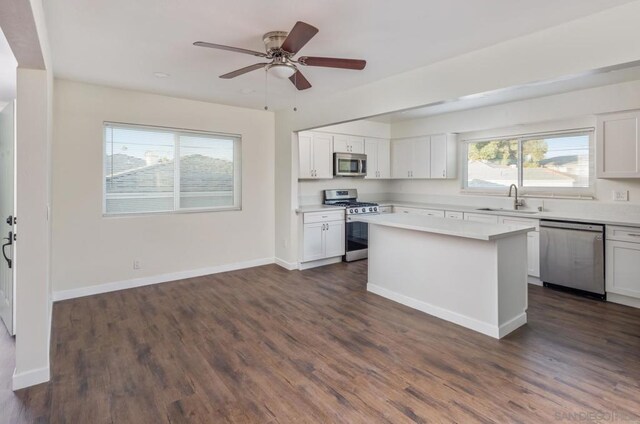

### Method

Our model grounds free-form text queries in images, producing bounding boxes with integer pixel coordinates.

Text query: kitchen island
[355,213,535,339]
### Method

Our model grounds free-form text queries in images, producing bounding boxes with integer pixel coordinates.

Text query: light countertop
[296,200,640,227]
[353,213,535,241]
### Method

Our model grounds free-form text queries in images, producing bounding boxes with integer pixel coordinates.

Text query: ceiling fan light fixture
[267,63,297,79]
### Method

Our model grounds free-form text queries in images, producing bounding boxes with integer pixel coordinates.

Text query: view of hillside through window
[466,133,590,190]
[104,124,239,214]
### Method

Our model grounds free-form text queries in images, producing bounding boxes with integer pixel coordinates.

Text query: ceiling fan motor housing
[263,31,289,54]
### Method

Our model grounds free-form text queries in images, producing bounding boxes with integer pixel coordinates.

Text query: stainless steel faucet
[508,184,524,210]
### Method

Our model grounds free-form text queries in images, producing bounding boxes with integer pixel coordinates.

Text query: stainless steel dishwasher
[540,220,605,299]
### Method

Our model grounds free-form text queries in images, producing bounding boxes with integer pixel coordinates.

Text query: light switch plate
[613,190,629,201]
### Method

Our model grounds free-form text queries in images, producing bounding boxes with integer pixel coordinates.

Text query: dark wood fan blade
[194,41,267,57]
[280,21,319,55]
[289,70,312,90]
[299,56,366,70]
[220,63,268,79]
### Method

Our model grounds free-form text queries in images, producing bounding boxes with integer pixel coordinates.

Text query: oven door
[334,153,366,177]
[345,219,369,261]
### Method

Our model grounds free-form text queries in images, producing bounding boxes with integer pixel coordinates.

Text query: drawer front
[445,211,464,220]
[394,206,419,214]
[419,209,446,218]
[606,240,640,298]
[304,210,345,224]
[464,213,499,224]
[607,225,640,243]
[499,216,540,231]
[379,206,393,214]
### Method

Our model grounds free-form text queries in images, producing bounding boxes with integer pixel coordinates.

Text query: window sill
[103,206,242,218]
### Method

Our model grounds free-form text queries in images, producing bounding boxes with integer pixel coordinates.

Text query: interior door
[0,102,15,335]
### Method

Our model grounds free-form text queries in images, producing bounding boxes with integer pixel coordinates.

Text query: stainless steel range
[324,189,379,262]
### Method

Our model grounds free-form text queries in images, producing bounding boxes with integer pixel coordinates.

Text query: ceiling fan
[193,21,366,90]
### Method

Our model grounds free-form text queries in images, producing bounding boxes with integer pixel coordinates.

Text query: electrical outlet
[133,260,141,270]
[613,190,629,201]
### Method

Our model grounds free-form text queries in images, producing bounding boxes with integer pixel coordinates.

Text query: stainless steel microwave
[334,153,367,177]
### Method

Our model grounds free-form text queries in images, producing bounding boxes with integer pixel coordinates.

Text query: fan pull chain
[293,72,298,112]
[264,69,269,111]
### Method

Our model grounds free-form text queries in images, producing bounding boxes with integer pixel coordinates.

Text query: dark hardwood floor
[2,261,640,423]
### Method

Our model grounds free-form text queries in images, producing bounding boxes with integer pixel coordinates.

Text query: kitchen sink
[476,207,539,215]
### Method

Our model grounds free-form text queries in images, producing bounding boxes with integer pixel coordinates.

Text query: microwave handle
[359,159,366,175]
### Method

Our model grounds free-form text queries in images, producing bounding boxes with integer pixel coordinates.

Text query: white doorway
[0,100,15,335]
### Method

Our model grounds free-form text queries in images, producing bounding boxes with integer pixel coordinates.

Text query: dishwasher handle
[540,220,604,233]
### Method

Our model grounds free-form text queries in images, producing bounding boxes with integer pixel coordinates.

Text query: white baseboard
[527,276,543,286]
[607,292,640,309]
[13,366,50,391]
[498,313,528,338]
[274,257,298,270]
[52,257,275,301]
[367,283,526,339]
[298,256,342,270]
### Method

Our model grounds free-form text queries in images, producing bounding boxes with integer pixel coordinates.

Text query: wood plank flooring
[2,261,640,423]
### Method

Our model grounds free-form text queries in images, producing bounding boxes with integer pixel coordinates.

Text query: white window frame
[461,129,595,198]
[103,122,242,216]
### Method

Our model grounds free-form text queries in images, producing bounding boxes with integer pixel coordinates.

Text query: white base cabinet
[301,211,345,265]
[464,213,499,224]
[606,226,640,301]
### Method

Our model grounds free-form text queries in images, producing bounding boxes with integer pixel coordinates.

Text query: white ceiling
[44,0,635,110]
[0,25,17,109]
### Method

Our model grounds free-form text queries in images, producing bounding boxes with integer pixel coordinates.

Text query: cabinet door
[303,222,325,262]
[324,221,346,258]
[606,240,640,298]
[597,111,640,177]
[412,137,431,178]
[349,136,365,154]
[527,231,540,277]
[391,139,412,178]
[312,133,334,179]
[364,139,379,178]
[333,134,350,153]
[445,211,464,220]
[464,213,499,224]
[298,132,313,179]
[394,206,419,214]
[377,139,391,178]
[430,134,447,179]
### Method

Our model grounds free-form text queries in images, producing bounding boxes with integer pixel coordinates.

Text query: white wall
[390,79,640,207]
[51,80,275,293]
[275,1,640,265]
[14,68,52,389]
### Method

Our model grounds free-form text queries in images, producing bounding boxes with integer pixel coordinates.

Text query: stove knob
[354,208,358,213]
[369,207,373,212]
[349,209,353,214]
[361,207,366,213]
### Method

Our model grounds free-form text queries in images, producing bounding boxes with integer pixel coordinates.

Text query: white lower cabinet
[464,213,499,224]
[301,211,345,264]
[498,216,540,278]
[394,206,444,217]
[606,226,640,300]
[445,211,463,220]
[526,231,540,278]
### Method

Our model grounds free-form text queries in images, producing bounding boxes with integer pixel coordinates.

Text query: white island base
[361,214,531,339]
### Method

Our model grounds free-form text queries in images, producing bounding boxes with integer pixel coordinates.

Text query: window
[104,123,241,215]
[464,131,592,195]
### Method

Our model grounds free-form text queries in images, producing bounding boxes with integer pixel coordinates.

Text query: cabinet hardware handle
[628,233,640,237]
[442,170,445,177]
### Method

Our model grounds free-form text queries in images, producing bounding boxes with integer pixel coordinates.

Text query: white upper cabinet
[333,134,365,154]
[391,134,456,179]
[391,137,430,178]
[365,138,391,179]
[430,134,457,179]
[298,132,333,179]
[597,111,640,178]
